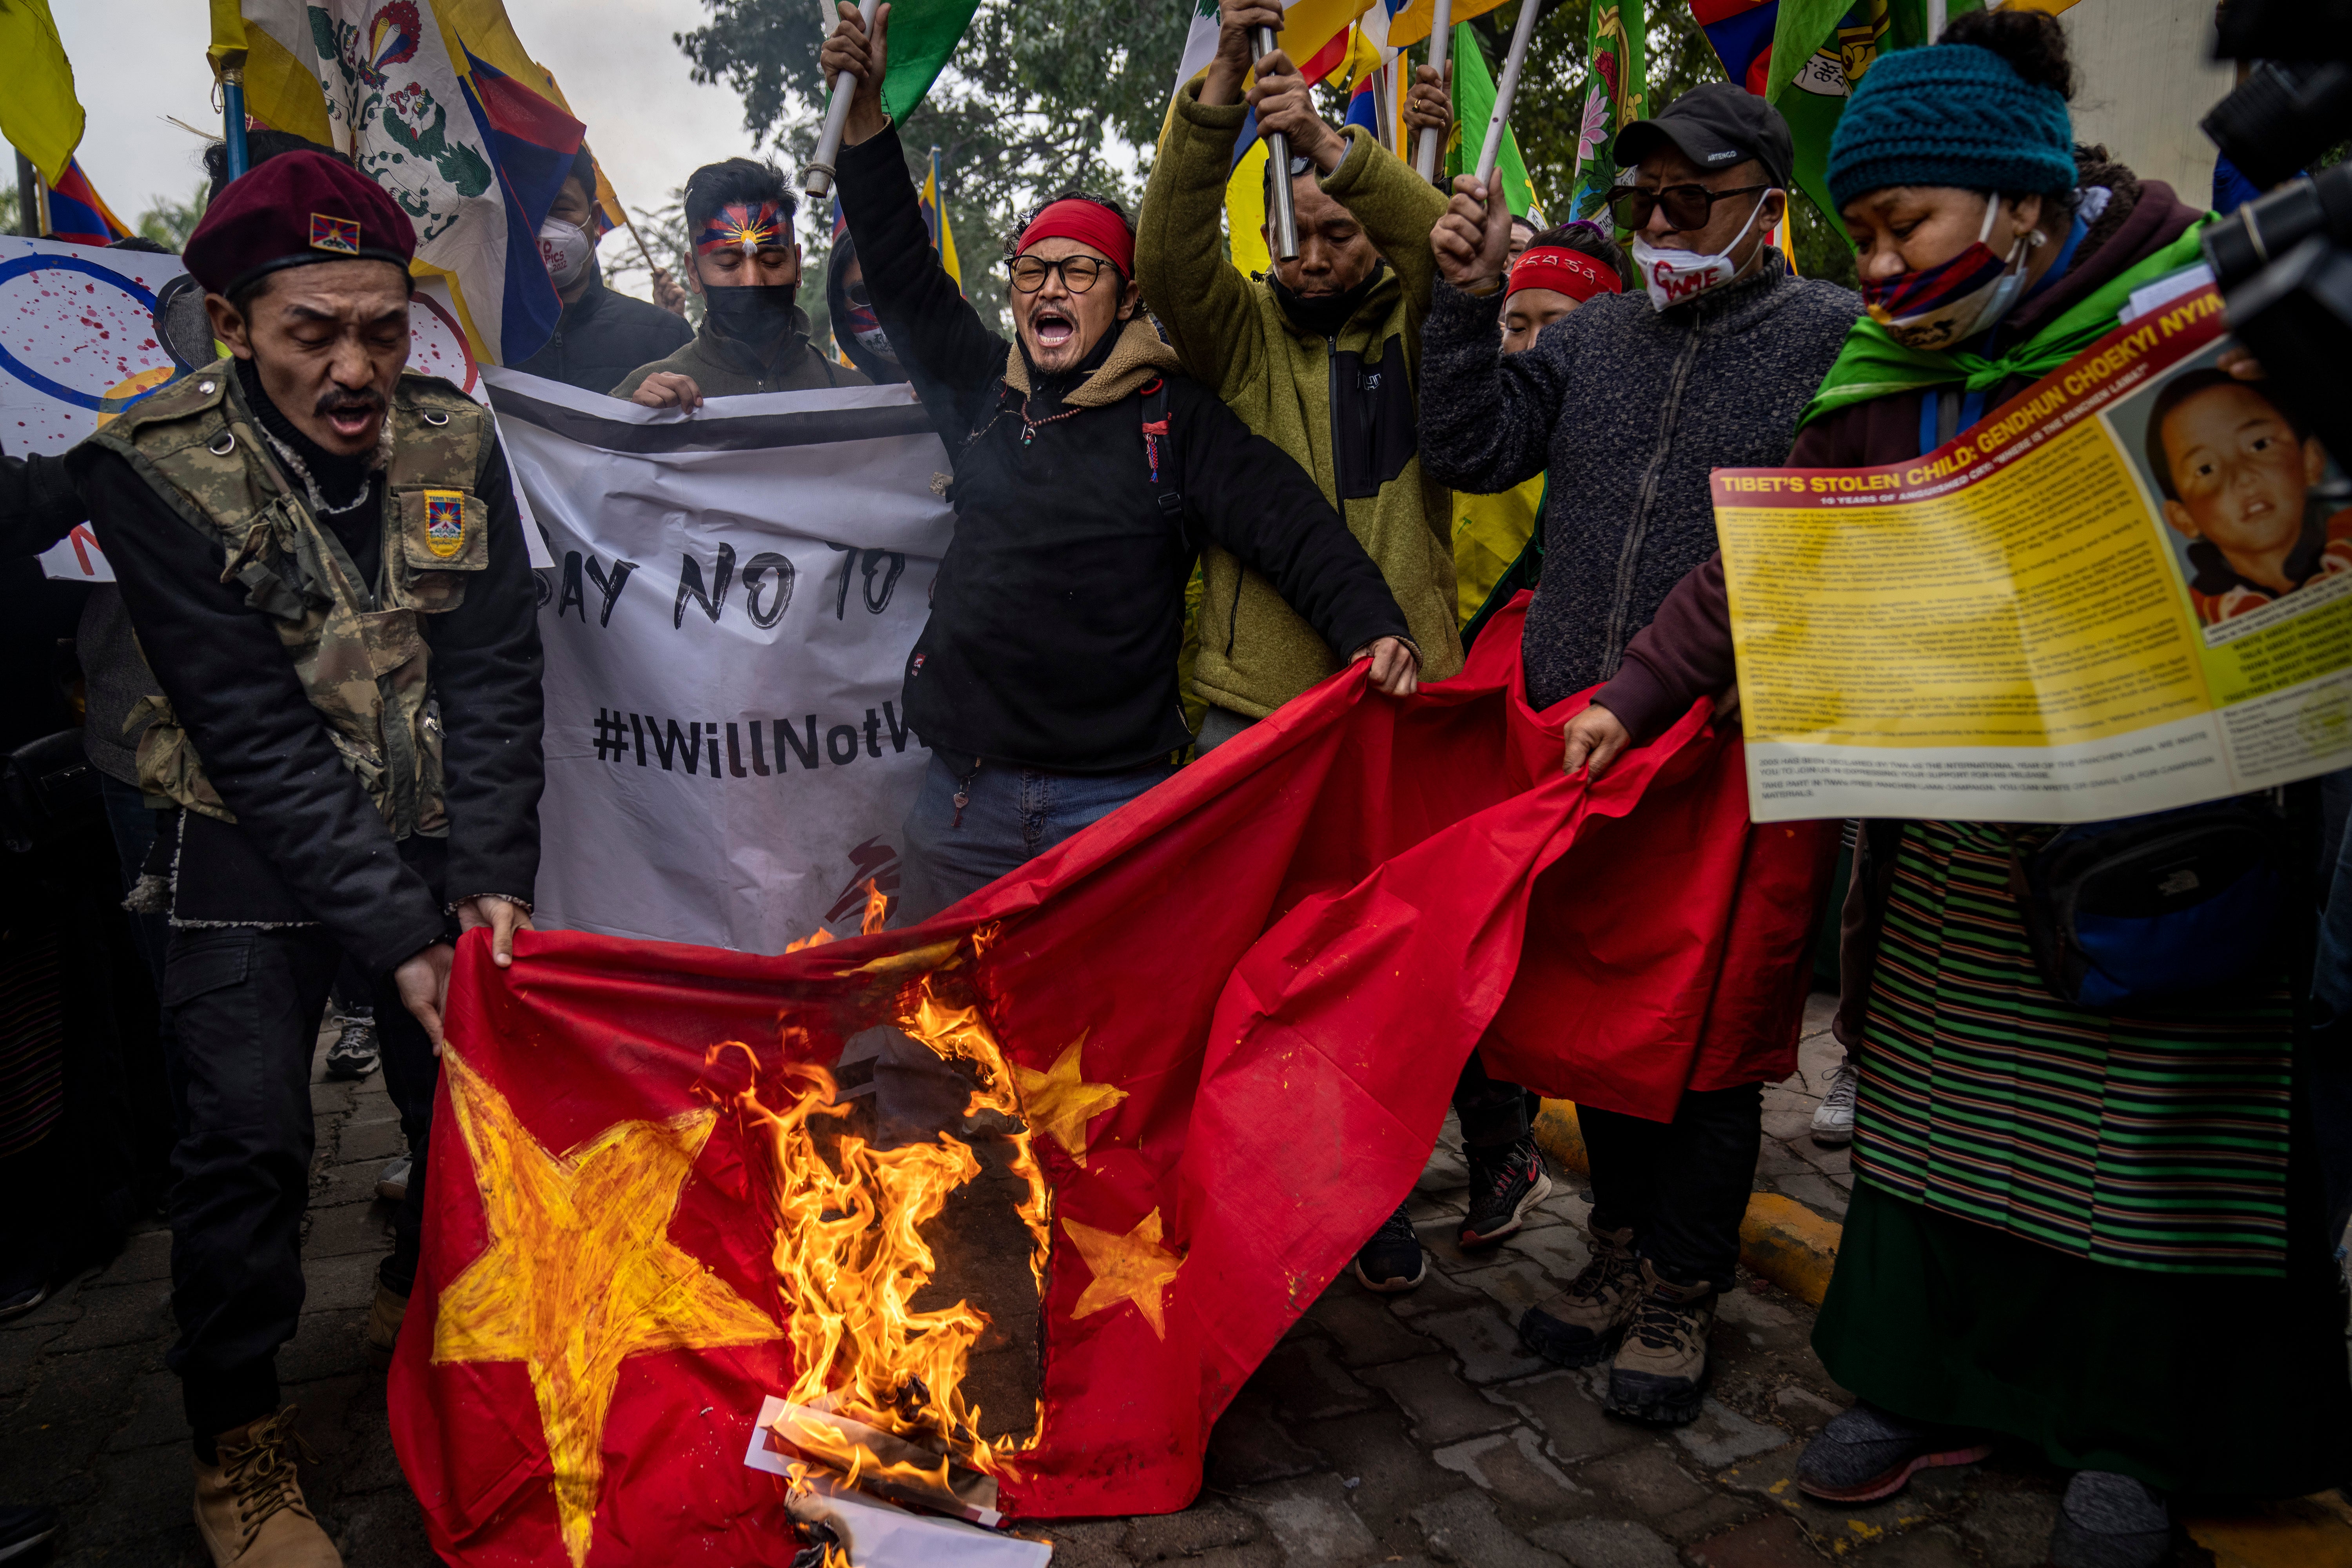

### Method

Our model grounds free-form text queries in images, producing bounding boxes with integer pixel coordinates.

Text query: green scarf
[1797,220,2213,431]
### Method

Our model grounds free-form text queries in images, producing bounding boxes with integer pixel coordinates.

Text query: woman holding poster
[1570,12,2350,1566]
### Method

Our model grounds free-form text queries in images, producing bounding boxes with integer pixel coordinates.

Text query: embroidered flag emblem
[423,490,466,558]
[310,213,361,254]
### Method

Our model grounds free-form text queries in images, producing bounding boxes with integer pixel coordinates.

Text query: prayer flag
[1565,0,1648,223]
[44,158,132,247]
[392,601,1822,1561]
[0,0,84,186]
[1446,24,1537,220]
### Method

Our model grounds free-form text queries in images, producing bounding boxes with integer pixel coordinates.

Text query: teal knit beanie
[1826,44,2074,211]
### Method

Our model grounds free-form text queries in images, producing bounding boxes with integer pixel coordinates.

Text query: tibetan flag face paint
[695,202,788,258]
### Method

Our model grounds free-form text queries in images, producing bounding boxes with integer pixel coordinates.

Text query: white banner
[486,368,954,953]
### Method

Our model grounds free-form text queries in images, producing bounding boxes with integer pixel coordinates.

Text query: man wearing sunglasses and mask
[818,4,1419,927]
[615,159,867,408]
[1417,83,1859,1428]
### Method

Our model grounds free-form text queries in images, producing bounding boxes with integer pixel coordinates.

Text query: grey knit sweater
[1419,252,1860,709]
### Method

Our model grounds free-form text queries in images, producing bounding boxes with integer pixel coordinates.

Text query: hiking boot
[1461,1137,1553,1249]
[1517,1222,1640,1367]
[364,1282,407,1370]
[1603,1259,1716,1425]
[1351,1201,1428,1294]
[2049,1471,2171,1568]
[1795,1401,1993,1502]
[374,1154,410,1204]
[321,1016,377,1082]
[192,1408,341,1568]
[1811,1062,1857,1147]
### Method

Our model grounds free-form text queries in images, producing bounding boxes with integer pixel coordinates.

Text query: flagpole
[804,0,881,201]
[1475,0,1541,187]
[13,154,38,238]
[1254,24,1300,261]
[1414,0,1453,183]
[1926,0,1946,41]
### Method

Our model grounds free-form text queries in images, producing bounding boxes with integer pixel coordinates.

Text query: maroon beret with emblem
[182,149,416,300]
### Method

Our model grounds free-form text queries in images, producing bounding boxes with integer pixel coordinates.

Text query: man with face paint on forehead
[613,159,869,407]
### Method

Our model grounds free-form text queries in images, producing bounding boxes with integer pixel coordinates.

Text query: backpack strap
[1138,376,1183,521]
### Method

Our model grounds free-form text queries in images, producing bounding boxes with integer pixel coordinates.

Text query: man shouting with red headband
[818,4,1418,927]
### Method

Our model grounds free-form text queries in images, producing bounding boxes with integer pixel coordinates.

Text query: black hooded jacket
[512,256,693,396]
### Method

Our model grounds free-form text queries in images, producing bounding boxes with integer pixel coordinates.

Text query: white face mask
[538,217,594,289]
[1629,189,1777,310]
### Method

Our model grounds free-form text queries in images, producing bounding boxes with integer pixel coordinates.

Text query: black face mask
[1271,258,1385,338]
[702,283,799,344]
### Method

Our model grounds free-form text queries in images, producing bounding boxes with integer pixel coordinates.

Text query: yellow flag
[922,155,962,289]
[1226,138,1271,279]
[1383,0,1513,51]
[209,0,335,148]
[0,0,85,185]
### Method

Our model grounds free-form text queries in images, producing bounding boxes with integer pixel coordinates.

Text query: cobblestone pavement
[0,1005,2327,1566]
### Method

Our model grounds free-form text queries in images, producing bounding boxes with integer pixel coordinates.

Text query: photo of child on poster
[2113,345,2352,638]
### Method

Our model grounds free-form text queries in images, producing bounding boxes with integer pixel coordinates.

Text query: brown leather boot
[1515,1222,1641,1367]
[364,1282,407,1370]
[191,1408,342,1567]
[1603,1259,1717,1426]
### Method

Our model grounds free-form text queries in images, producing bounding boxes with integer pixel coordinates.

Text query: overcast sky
[50,0,773,234]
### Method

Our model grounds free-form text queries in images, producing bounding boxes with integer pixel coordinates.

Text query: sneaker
[1602,1258,1717,1426]
[375,1154,410,1204]
[1811,1062,1857,1147]
[1795,1401,1993,1502]
[1461,1137,1553,1249]
[322,1016,378,1082]
[1351,1201,1428,1294]
[0,1503,60,1562]
[365,1281,408,1370]
[1517,1221,1641,1367]
[2049,1471,2171,1568]
[192,1408,342,1567]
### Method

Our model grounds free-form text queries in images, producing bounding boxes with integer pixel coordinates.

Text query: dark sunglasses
[843,280,871,308]
[1608,182,1773,234]
[1007,254,1114,294]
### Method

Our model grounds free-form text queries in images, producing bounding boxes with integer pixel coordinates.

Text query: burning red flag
[388,602,1828,1563]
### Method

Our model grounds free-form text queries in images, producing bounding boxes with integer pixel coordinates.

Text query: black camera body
[2200,2,2352,465]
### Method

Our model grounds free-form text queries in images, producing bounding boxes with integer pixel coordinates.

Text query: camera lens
[2202,60,2352,189]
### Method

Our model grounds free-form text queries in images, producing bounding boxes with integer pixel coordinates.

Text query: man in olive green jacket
[1137,2,1463,746]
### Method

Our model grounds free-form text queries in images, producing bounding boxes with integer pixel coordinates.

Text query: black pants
[160,924,438,1439]
[1579,1082,1762,1290]
[1454,1051,1537,1154]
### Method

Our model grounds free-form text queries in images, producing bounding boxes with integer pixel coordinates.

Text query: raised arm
[1417,176,1572,493]
[1134,75,1267,400]
[825,5,1008,414]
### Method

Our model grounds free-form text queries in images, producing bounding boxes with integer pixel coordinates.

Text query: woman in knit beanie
[1775,12,2351,1568]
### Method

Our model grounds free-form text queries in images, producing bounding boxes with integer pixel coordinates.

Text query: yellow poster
[1717,285,2352,823]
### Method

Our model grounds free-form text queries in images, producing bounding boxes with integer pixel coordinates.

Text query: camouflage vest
[85,362,494,840]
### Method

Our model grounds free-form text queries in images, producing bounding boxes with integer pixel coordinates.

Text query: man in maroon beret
[68,150,544,1568]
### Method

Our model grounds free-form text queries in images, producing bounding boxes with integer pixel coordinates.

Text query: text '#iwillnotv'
[590,704,923,776]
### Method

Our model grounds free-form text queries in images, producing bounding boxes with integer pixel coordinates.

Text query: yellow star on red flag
[1062,1207,1184,1339]
[1012,1032,1129,1167]
[430,1051,780,1568]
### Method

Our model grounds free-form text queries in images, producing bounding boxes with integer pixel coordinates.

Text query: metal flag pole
[1475,0,1541,187]
[1413,0,1453,183]
[1254,24,1300,261]
[804,0,882,200]
[1926,0,1945,41]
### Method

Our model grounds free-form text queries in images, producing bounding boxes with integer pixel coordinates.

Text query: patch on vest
[423,490,466,558]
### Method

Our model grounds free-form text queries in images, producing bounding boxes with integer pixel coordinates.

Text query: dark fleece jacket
[1418,249,1859,710]
[1592,164,2200,743]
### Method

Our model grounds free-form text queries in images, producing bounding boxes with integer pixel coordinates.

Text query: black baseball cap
[1613,81,1794,190]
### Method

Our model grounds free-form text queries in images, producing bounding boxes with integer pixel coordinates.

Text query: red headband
[1509,247,1621,305]
[1016,198,1134,277]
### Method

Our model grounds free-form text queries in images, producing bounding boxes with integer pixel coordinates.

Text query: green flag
[1446,22,1538,220]
[1564,0,1647,225]
[1762,0,1985,229]
[878,0,986,123]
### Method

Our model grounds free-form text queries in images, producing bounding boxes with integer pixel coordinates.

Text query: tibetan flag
[1565,0,1648,224]
[0,0,84,186]
[1381,0,1513,50]
[45,158,131,247]
[391,602,1829,1561]
[1168,0,1375,112]
[1446,24,1537,219]
[920,149,962,290]
[1344,71,1383,137]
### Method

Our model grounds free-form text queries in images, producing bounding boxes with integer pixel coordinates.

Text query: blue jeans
[894,749,1177,927]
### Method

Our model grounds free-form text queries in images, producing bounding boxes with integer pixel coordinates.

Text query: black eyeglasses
[1008,254,1114,294]
[1608,182,1773,233]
